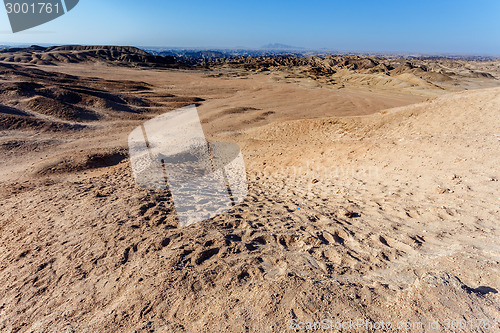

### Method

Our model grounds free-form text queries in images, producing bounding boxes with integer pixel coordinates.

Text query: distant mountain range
[0,45,498,70]
[261,43,305,50]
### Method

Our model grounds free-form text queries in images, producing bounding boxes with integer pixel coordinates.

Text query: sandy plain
[0,54,499,332]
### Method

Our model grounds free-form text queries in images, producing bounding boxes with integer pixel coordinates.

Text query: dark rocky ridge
[0,45,184,68]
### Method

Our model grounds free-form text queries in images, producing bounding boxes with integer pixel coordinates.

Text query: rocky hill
[0,45,184,68]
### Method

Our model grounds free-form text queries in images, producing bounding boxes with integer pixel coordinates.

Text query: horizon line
[1,42,499,58]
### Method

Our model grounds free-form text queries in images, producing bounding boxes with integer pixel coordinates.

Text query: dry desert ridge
[0,46,499,332]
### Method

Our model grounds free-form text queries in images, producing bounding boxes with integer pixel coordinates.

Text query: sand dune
[0,63,206,133]
[0,58,499,332]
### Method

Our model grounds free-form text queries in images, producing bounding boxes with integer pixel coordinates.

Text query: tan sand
[0,61,499,332]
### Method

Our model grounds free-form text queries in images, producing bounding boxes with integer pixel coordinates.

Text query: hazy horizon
[1,42,500,58]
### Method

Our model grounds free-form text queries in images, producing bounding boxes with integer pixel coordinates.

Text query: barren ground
[0,60,499,332]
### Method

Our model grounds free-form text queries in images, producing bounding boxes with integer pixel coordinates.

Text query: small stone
[435,186,447,194]
[339,207,356,218]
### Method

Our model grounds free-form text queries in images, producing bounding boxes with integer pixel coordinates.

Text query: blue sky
[1,0,499,54]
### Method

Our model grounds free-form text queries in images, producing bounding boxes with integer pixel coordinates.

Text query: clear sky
[1,0,499,54]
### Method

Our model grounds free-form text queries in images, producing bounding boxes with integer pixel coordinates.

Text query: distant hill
[0,45,185,68]
[261,43,305,50]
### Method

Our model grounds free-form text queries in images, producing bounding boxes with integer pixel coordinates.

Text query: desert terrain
[0,46,499,332]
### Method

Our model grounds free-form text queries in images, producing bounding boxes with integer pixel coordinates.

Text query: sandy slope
[0,63,499,332]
